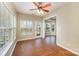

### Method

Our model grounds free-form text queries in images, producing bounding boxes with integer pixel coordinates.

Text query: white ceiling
[13,2,67,16]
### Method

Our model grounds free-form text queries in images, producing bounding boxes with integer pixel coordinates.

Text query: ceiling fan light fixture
[37,10,40,14]
[37,9,44,15]
[40,9,44,14]
[31,2,50,15]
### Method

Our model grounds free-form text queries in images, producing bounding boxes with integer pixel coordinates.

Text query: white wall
[44,3,79,55]
[4,2,16,15]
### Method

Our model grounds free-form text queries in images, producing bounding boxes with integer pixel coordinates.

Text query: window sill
[0,39,16,56]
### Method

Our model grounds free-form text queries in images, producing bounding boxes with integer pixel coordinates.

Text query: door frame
[43,15,57,44]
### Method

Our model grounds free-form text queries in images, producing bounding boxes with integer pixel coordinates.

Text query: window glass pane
[0,2,16,50]
[20,19,33,38]
[0,3,5,47]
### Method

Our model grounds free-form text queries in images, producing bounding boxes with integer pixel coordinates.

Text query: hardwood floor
[12,36,76,56]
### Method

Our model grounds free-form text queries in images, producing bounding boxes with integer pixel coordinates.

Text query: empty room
[0,2,79,56]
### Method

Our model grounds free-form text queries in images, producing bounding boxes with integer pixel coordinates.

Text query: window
[20,19,33,38]
[0,2,16,53]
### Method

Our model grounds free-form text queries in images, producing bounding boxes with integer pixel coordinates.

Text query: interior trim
[10,41,17,56]
[0,40,15,56]
[17,37,44,42]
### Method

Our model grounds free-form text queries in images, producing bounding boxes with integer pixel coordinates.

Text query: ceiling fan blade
[30,9,38,10]
[32,2,39,7]
[42,3,51,8]
[38,2,42,5]
[42,9,49,12]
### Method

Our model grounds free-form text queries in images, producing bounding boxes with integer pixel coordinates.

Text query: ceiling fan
[29,2,51,14]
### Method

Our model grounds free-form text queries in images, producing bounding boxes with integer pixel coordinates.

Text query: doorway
[45,17,56,44]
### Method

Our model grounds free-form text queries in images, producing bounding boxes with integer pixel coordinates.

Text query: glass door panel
[35,21,42,38]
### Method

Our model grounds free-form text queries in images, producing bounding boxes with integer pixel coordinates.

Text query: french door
[35,21,42,38]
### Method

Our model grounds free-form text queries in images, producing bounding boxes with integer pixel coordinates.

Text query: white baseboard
[17,37,44,42]
[17,38,35,42]
[10,41,17,56]
[57,43,79,56]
